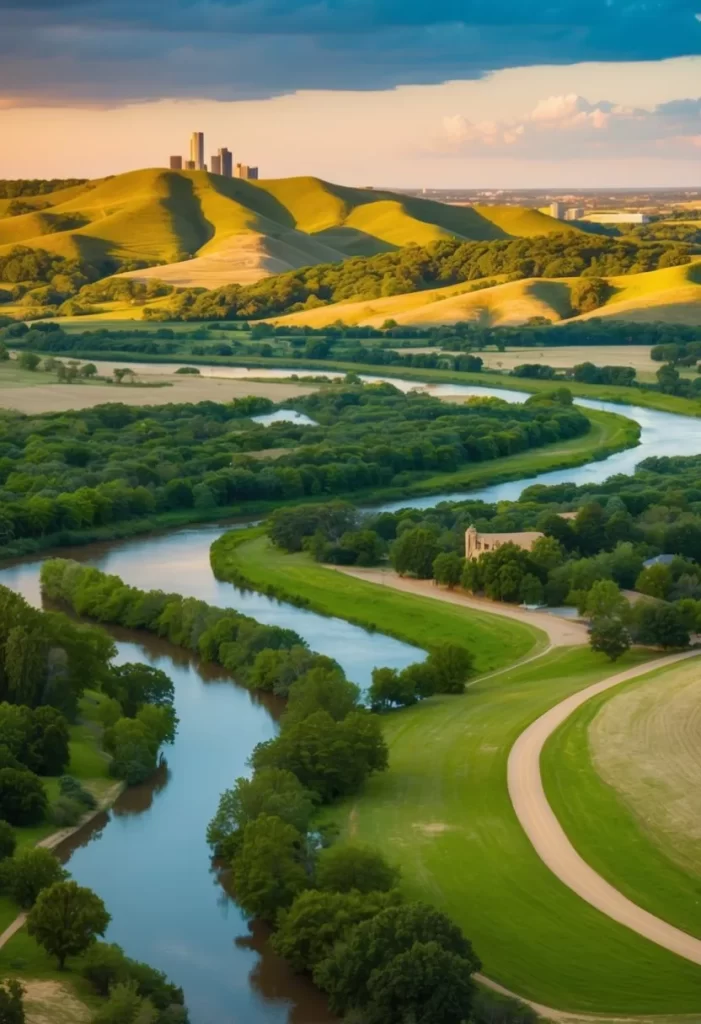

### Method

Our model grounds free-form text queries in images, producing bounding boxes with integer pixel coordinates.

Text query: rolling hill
[0,168,577,287]
[268,260,701,328]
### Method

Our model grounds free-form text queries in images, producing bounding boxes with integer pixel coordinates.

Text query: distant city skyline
[168,132,256,178]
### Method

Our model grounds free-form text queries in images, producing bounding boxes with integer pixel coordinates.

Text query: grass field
[0,168,574,290]
[213,530,545,674]
[462,344,695,383]
[542,660,701,941]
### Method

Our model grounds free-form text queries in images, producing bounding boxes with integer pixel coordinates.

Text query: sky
[0,1,700,187]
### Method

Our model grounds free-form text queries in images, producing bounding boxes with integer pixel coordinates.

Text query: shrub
[0,768,47,826]
[316,843,399,894]
[0,820,16,861]
[48,795,86,827]
[59,775,97,809]
[4,847,67,908]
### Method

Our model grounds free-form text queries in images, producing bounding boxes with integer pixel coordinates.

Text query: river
[2,369,701,1023]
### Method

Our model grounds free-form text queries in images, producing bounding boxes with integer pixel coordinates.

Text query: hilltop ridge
[0,168,577,288]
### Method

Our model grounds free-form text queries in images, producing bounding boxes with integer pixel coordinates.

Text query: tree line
[0,179,87,198]
[138,233,694,322]
[0,381,589,559]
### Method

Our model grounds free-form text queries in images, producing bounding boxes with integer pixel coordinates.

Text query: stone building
[465,513,577,560]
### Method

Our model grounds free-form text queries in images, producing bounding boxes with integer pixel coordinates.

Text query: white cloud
[433,93,701,158]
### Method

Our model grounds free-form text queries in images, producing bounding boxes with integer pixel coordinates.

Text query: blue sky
[0,1,699,185]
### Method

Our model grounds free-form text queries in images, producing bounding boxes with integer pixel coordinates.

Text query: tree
[582,580,629,621]
[432,552,464,589]
[0,768,47,826]
[391,528,440,578]
[366,940,476,1024]
[274,889,400,972]
[635,564,672,600]
[368,666,417,711]
[589,618,631,662]
[105,663,174,717]
[79,363,97,378]
[113,368,135,385]
[206,769,315,859]
[285,668,360,725]
[232,814,309,921]
[18,351,40,371]
[519,574,544,606]
[426,644,473,693]
[93,981,157,1024]
[27,880,110,969]
[314,901,480,1017]
[4,846,67,908]
[316,843,399,894]
[0,820,16,861]
[530,535,564,573]
[0,979,24,1024]
[633,603,689,648]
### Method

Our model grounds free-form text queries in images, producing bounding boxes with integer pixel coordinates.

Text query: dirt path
[508,648,701,969]
[336,567,589,647]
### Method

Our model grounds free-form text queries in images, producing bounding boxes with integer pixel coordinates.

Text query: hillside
[269,260,701,328]
[0,168,576,287]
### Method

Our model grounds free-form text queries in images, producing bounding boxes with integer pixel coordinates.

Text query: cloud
[433,93,701,158]
[0,1,699,107]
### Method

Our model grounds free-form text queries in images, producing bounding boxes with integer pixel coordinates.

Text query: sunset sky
[1,1,700,187]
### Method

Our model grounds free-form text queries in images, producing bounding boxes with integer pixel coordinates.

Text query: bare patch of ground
[244,447,292,460]
[22,981,92,1024]
[590,661,701,877]
[412,821,453,835]
[0,375,317,414]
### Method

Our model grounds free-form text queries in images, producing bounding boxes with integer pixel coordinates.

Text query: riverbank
[0,404,636,564]
[211,527,701,1012]
[211,529,545,673]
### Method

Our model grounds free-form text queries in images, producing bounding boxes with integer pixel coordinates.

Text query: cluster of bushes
[0,835,187,1021]
[139,234,692,322]
[0,703,71,825]
[0,381,590,558]
[512,357,701,398]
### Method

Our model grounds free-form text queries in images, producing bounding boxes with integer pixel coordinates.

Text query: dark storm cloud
[0,0,699,106]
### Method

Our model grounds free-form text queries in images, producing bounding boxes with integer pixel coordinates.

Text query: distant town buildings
[586,212,651,224]
[564,207,584,221]
[465,514,578,560]
[168,134,256,179]
[234,163,259,180]
[549,202,567,220]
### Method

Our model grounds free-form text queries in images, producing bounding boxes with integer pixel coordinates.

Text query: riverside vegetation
[0,379,595,560]
[36,557,510,1024]
[0,584,188,1022]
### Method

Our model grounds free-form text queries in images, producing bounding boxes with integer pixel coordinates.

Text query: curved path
[336,567,589,647]
[508,648,701,968]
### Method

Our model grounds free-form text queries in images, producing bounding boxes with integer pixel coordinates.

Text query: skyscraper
[234,163,259,180]
[170,155,183,170]
[219,148,233,178]
[210,154,221,175]
[190,131,205,171]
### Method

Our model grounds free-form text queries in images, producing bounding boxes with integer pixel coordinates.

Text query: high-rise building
[185,160,196,170]
[219,148,233,178]
[210,154,221,175]
[234,163,259,180]
[190,131,205,171]
[564,207,584,221]
[170,155,183,170]
[549,202,567,220]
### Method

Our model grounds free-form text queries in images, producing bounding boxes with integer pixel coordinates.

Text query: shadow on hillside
[527,279,574,319]
[162,171,215,255]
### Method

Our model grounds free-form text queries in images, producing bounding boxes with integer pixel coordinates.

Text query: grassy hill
[269,260,701,328]
[0,168,576,287]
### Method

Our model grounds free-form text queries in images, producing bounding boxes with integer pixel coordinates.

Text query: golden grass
[0,169,579,290]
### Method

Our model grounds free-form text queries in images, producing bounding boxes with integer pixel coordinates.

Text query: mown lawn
[542,658,701,941]
[326,647,701,1013]
[213,531,546,674]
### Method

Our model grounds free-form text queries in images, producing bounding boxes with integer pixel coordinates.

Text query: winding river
[2,369,701,1023]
